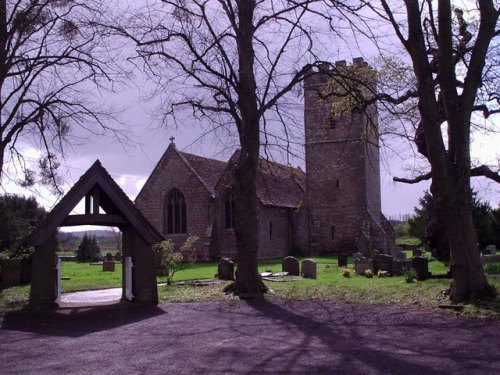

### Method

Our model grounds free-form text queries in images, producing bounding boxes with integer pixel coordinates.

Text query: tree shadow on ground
[233,299,493,374]
[1,302,166,338]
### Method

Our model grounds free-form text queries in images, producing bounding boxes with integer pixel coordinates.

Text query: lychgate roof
[30,160,163,246]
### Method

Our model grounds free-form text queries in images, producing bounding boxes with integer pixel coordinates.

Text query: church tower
[304,58,390,255]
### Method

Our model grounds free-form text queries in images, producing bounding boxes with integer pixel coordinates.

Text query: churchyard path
[1,299,499,374]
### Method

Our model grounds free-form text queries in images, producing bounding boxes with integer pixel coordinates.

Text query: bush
[404,270,417,283]
[155,235,199,285]
[484,263,500,275]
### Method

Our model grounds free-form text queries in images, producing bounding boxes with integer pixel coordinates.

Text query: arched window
[224,188,235,229]
[164,189,187,234]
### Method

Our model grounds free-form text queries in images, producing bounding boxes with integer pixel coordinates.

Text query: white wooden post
[55,257,62,304]
[125,256,134,301]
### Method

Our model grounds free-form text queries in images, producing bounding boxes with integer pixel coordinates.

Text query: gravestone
[412,248,423,257]
[391,246,403,258]
[354,257,373,275]
[353,252,364,262]
[103,260,115,272]
[485,245,497,255]
[301,259,317,279]
[375,254,393,275]
[393,260,412,276]
[114,252,122,262]
[282,256,300,276]
[218,257,234,280]
[412,256,430,280]
[337,253,348,267]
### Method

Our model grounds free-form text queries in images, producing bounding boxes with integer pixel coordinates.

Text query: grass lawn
[1,257,499,318]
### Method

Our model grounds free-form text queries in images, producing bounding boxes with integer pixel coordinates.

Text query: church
[135,59,394,260]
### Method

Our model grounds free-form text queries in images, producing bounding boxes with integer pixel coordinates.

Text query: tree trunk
[440,176,495,302]
[233,148,266,297]
[231,0,266,298]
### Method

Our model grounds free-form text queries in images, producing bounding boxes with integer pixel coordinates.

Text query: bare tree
[113,0,322,297]
[321,0,499,302]
[0,0,125,193]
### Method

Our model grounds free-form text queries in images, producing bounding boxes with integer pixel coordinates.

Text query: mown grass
[2,257,499,318]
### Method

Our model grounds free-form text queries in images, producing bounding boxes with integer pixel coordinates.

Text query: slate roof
[256,158,305,208]
[30,160,163,246]
[142,143,305,209]
[178,151,227,192]
[190,149,305,209]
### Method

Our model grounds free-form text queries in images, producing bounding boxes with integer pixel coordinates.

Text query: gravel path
[1,300,499,374]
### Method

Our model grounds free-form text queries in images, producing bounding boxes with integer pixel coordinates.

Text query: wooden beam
[92,187,100,214]
[62,214,128,227]
[85,194,91,215]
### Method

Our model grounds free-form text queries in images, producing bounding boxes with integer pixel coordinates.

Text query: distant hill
[57,230,121,253]
[58,230,117,240]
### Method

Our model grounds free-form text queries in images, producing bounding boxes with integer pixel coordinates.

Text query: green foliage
[322,63,377,121]
[155,236,199,285]
[0,194,46,258]
[404,270,417,283]
[75,233,101,262]
[408,190,500,260]
[394,222,410,238]
[484,263,500,275]
[341,268,351,278]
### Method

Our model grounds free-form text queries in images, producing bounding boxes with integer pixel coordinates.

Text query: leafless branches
[0,0,127,193]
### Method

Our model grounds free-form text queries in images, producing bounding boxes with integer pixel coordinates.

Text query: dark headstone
[412,256,430,280]
[375,254,393,275]
[102,260,115,272]
[218,257,234,280]
[412,248,423,257]
[114,252,122,262]
[337,253,348,267]
[301,259,317,279]
[282,256,300,276]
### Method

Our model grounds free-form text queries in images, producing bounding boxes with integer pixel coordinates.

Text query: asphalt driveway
[1,300,499,374]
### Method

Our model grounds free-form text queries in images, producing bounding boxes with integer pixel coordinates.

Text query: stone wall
[135,145,213,259]
[303,59,388,255]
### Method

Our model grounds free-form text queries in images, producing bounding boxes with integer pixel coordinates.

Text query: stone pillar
[29,234,58,309]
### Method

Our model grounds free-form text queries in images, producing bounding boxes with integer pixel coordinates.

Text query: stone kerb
[282,256,300,276]
[301,259,317,279]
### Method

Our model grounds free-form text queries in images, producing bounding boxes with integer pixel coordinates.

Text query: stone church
[135,59,394,260]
